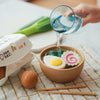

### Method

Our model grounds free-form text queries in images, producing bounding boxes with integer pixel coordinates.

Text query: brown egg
[21,70,38,89]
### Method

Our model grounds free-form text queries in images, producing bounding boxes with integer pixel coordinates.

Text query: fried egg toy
[43,55,66,69]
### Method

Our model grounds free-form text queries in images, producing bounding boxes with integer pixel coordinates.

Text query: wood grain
[29,0,97,9]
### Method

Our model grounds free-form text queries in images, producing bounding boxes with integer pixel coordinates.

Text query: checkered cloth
[0,45,100,100]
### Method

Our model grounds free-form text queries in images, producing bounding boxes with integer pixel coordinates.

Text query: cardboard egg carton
[0,34,33,86]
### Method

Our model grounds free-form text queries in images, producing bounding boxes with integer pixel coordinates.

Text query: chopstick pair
[33,84,96,96]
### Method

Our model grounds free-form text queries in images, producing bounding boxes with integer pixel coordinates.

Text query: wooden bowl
[39,45,85,83]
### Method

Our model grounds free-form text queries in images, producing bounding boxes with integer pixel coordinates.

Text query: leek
[14,16,52,36]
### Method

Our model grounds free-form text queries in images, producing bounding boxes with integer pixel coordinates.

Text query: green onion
[13,16,52,36]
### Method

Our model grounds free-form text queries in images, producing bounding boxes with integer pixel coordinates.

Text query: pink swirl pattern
[65,53,77,64]
[62,50,80,66]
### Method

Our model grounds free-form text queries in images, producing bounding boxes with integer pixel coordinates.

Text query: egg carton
[0,34,33,86]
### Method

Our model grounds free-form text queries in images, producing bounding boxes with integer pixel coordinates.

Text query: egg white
[43,55,66,69]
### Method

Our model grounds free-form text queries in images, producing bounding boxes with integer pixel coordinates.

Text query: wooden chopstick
[33,85,86,92]
[39,91,96,96]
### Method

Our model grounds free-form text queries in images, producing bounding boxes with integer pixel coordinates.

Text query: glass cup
[50,5,82,35]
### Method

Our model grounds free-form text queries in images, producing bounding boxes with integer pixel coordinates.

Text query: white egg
[43,55,66,69]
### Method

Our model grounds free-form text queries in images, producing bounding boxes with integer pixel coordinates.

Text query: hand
[73,4,100,26]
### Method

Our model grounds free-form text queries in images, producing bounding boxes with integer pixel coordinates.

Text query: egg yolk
[50,58,62,66]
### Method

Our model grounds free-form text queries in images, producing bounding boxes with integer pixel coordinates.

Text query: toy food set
[0,4,96,97]
[0,34,33,86]
[0,4,83,90]
[43,49,80,69]
[39,46,84,83]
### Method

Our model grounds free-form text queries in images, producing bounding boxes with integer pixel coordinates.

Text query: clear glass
[50,5,82,35]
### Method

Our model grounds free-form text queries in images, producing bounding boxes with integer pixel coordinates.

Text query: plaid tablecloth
[0,45,100,100]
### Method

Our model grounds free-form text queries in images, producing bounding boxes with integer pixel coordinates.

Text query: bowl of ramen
[39,45,85,83]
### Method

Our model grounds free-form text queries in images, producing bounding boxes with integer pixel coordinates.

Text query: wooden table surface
[29,0,97,9]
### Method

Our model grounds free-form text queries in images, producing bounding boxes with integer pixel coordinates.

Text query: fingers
[64,3,92,27]
[73,3,89,18]
[73,3,91,27]
[82,15,91,26]
[64,4,87,17]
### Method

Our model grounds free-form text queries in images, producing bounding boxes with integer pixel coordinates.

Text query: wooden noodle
[33,85,86,92]
[39,91,96,96]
